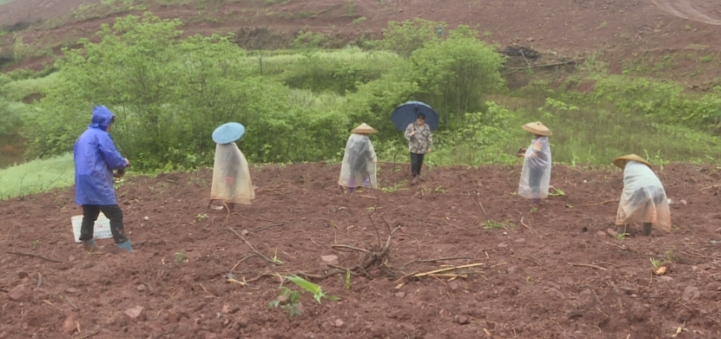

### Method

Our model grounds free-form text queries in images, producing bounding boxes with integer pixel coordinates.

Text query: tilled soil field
[1,162,720,338]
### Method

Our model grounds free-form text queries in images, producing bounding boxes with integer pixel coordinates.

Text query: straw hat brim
[613,154,652,169]
[352,123,377,134]
[522,122,552,136]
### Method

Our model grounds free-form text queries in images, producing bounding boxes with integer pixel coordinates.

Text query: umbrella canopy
[391,101,440,131]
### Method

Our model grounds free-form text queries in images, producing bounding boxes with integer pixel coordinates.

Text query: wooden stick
[64,295,79,310]
[227,278,246,287]
[331,244,368,253]
[226,227,276,270]
[35,273,42,290]
[520,49,532,69]
[429,273,469,279]
[153,327,179,339]
[414,263,485,277]
[472,196,491,221]
[80,331,99,339]
[229,255,255,272]
[520,215,539,237]
[700,184,721,191]
[7,251,61,263]
[251,222,287,233]
[569,263,607,271]
[42,300,63,311]
[584,200,618,206]
[404,256,473,267]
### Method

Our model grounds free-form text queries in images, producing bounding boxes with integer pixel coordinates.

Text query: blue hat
[212,122,245,144]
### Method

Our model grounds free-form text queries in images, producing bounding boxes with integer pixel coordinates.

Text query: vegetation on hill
[1,13,721,198]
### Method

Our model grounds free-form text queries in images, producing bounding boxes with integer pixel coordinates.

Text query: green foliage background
[1,13,720,197]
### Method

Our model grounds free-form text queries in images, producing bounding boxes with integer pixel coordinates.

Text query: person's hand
[125,158,131,167]
[113,171,125,178]
[410,131,416,137]
[427,148,432,154]
[373,158,377,163]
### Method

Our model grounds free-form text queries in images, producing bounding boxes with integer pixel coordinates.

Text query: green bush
[378,19,447,58]
[408,26,505,125]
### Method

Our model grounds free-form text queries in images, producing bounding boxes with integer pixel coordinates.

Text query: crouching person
[613,154,671,236]
[74,106,132,252]
[339,123,377,193]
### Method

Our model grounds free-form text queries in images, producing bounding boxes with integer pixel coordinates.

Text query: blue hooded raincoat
[74,106,127,205]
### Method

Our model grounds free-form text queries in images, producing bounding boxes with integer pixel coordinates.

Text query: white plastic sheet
[615,161,671,232]
[518,136,552,199]
[211,143,255,205]
[338,134,377,189]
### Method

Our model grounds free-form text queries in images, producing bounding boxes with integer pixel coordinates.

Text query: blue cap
[212,122,245,144]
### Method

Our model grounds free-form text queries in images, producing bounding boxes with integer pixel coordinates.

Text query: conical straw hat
[613,154,652,169]
[522,122,552,136]
[351,123,377,134]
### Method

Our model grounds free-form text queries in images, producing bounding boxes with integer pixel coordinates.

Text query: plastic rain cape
[518,136,552,199]
[211,143,255,205]
[338,134,377,189]
[615,161,671,232]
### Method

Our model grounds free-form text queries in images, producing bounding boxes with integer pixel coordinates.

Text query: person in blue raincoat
[74,106,132,252]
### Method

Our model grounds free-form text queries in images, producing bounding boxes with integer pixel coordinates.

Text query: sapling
[175,251,187,263]
[269,275,340,319]
[273,247,285,265]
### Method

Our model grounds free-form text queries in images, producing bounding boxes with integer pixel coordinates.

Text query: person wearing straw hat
[339,123,378,193]
[210,122,255,212]
[613,154,671,236]
[516,122,552,208]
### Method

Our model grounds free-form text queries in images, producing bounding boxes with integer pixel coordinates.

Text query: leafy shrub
[378,19,447,58]
[408,26,505,125]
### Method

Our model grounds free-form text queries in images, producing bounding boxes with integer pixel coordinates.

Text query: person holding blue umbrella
[210,122,255,212]
[392,102,438,185]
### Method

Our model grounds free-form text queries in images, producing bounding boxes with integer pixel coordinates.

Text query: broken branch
[413,263,485,278]
[7,251,61,263]
[226,227,276,270]
[331,244,368,253]
[569,263,607,271]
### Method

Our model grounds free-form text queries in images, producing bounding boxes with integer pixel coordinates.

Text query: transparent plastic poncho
[518,136,552,199]
[615,161,671,232]
[211,143,255,205]
[338,134,377,189]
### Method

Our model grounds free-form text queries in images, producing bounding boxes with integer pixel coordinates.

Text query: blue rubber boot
[82,239,96,251]
[116,239,133,252]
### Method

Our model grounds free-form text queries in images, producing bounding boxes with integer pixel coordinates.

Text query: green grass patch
[0,153,74,200]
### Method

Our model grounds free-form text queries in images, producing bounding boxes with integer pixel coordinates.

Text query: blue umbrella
[391,101,440,131]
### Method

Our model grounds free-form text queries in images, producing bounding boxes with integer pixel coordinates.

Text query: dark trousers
[410,152,425,177]
[80,205,128,244]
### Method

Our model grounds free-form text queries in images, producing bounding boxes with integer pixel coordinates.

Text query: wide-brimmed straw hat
[613,154,652,169]
[212,122,245,144]
[522,122,552,136]
[351,123,377,134]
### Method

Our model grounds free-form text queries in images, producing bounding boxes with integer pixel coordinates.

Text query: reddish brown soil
[1,163,720,338]
[4,0,721,83]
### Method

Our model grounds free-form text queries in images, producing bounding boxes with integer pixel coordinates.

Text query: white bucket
[71,214,113,242]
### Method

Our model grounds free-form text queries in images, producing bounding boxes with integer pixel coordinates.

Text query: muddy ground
[1,162,720,338]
